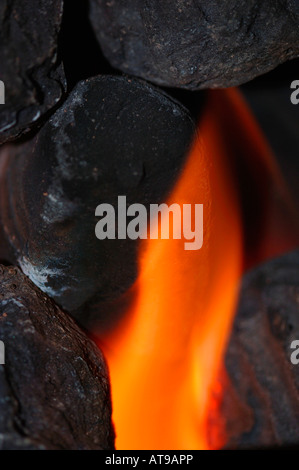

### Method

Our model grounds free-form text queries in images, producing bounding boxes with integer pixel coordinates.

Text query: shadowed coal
[0,265,114,450]
[0,75,195,320]
[0,0,66,144]
[89,0,299,90]
[222,250,299,449]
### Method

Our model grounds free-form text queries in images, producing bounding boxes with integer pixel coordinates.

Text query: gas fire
[97,88,293,450]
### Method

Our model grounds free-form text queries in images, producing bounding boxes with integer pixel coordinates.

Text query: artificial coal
[222,250,299,449]
[0,75,195,314]
[89,0,299,90]
[0,264,114,450]
[0,0,66,144]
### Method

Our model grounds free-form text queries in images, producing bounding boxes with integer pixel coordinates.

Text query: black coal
[222,250,299,449]
[0,264,114,450]
[0,0,66,145]
[89,0,299,90]
[0,75,195,316]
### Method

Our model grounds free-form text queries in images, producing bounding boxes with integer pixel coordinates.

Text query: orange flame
[96,88,296,449]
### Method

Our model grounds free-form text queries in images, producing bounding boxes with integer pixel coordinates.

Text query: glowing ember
[96,89,289,450]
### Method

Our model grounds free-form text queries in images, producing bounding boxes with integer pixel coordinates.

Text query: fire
[97,88,288,449]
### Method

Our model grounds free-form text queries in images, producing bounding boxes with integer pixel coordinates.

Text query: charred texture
[89,0,299,90]
[0,0,66,144]
[222,250,299,449]
[0,264,114,450]
[0,75,195,316]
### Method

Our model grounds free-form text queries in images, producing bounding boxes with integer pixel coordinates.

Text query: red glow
[96,89,296,449]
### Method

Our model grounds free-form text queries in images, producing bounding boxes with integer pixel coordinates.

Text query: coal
[0,0,66,145]
[222,250,299,449]
[89,0,299,90]
[0,75,195,316]
[0,264,114,450]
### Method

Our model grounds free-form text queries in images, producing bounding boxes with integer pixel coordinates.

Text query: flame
[97,88,293,449]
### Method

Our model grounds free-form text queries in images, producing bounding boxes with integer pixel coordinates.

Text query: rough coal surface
[222,250,299,449]
[89,0,299,90]
[0,75,195,317]
[0,265,114,450]
[0,0,66,144]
